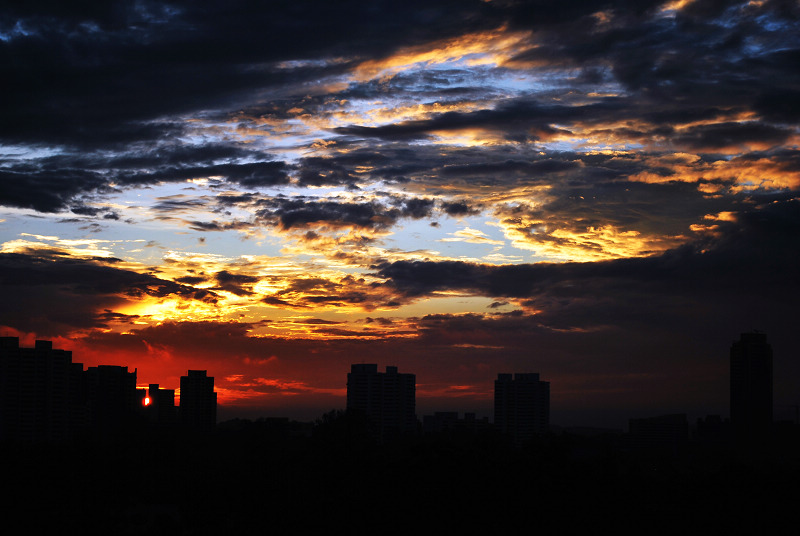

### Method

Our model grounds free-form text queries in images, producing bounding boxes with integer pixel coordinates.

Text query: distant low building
[422,411,490,436]
[628,413,689,452]
[694,414,731,445]
[147,384,177,426]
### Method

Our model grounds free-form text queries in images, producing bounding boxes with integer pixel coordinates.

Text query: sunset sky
[1,0,798,427]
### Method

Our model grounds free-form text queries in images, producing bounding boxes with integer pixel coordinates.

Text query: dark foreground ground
[4,418,799,535]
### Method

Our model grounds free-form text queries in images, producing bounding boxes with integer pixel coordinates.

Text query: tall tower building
[730,331,773,441]
[0,337,83,442]
[84,364,141,431]
[494,372,550,446]
[180,370,217,431]
[346,364,416,441]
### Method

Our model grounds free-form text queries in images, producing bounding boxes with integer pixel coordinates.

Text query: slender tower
[180,370,217,431]
[730,332,773,442]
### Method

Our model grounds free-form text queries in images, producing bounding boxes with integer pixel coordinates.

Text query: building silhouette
[422,411,490,436]
[628,413,689,453]
[695,414,731,446]
[1,337,222,441]
[346,364,416,441]
[730,331,773,442]
[0,337,84,442]
[180,370,217,431]
[84,364,143,431]
[146,384,177,426]
[494,372,550,446]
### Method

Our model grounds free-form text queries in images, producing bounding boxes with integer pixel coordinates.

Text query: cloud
[0,168,109,213]
[0,0,503,148]
[671,122,794,152]
[441,200,482,217]
[376,198,800,323]
[214,270,260,296]
[1,0,799,424]
[255,195,435,232]
[0,250,218,334]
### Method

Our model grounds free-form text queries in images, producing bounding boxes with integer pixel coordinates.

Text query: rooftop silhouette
[1,333,798,534]
[0,337,216,442]
[730,331,773,445]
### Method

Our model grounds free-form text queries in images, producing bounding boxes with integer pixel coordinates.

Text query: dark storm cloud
[441,200,482,217]
[0,251,217,302]
[0,143,290,212]
[376,198,800,319]
[261,274,380,310]
[185,220,255,233]
[0,167,110,213]
[119,161,292,189]
[174,275,207,286]
[256,195,434,231]
[511,0,799,94]
[260,198,392,230]
[499,178,737,241]
[329,0,799,149]
[94,310,141,328]
[334,99,586,141]
[671,122,793,151]
[733,148,800,173]
[293,318,341,325]
[0,0,500,148]
[439,156,582,179]
[2,0,797,218]
[0,251,218,334]
[290,144,626,191]
[753,88,800,124]
[277,143,735,246]
[214,270,260,296]
[295,157,361,189]
[394,197,436,219]
[151,198,209,213]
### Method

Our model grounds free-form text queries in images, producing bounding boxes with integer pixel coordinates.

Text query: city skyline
[1,1,799,428]
[2,340,795,533]
[0,335,219,441]
[0,333,785,434]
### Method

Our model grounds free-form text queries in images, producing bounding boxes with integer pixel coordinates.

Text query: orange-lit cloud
[352,26,534,81]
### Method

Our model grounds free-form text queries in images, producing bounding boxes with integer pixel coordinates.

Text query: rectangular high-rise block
[730,332,773,441]
[347,364,415,441]
[494,372,550,446]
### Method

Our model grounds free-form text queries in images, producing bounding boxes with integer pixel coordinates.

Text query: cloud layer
[1,0,798,425]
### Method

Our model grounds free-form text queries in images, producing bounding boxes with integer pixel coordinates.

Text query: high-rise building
[180,370,217,431]
[0,337,84,442]
[494,372,550,446]
[84,364,141,430]
[146,383,176,426]
[346,364,416,441]
[730,331,773,441]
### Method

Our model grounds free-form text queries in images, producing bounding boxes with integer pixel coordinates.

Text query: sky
[1,0,798,428]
